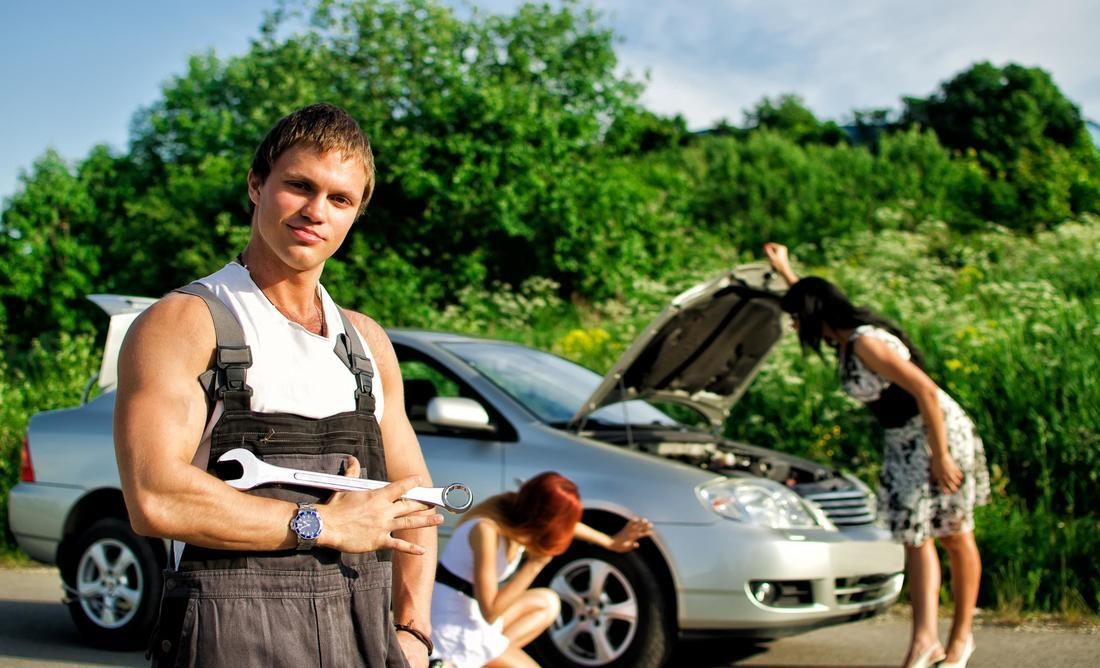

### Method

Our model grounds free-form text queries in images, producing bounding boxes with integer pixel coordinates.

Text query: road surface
[1,567,1097,666]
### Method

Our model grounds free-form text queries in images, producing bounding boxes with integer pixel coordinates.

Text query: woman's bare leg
[938,530,981,661]
[484,588,560,668]
[501,587,560,647]
[903,540,944,667]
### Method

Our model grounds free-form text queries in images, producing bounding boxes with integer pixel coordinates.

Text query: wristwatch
[290,503,323,551]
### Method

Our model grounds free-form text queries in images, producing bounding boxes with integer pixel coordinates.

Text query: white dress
[840,325,990,547]
[431,520,524,667]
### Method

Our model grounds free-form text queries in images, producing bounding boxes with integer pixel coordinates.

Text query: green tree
[119,0,650,305]
[744,94,847,146]
[0,151,102,348]
[903,62,1100,225]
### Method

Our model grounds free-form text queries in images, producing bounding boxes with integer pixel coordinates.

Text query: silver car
[9,264,903,666]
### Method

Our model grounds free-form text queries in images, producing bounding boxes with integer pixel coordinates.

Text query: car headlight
[696,477,834,530]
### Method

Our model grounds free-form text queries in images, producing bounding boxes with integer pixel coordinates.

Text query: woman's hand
[931,453,964,494]
[763,242,789,269]
[607,517,654,553]
[524,548,555,571]
[762,242,799,285]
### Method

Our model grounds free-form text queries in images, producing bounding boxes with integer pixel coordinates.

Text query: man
[115,103,441,667]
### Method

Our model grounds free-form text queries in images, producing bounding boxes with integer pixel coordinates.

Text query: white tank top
[440,519,524,583]
[195,261,384,443]
[174,261,385,566]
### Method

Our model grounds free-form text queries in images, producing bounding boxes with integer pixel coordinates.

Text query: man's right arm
[114,293,440,553]
[114,293,303,550]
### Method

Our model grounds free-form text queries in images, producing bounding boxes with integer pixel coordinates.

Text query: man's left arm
[350,312,437,666]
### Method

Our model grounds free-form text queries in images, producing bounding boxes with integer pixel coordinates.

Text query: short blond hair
[250,103,376,213]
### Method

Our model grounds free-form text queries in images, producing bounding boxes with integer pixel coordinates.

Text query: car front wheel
[61,518,163,649]
[531,543,673,668]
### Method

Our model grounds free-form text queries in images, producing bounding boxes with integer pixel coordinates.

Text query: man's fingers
[390,498,438,517]
[385,512,444,548]
[379,474,426,500]
[343,455,361,477]
[407,510,444,529]
[388,537,429,556]
[392,510,444,533]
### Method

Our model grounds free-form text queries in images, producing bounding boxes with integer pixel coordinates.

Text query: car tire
[530,542,673,668]
[61,518,163,649]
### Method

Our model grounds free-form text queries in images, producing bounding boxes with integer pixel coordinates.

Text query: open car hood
[87,294,158,391]
[569,263,788,428]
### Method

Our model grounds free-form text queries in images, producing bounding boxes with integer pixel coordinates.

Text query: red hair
[461,472,583,556]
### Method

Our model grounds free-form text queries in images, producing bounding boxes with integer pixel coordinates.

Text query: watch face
[292,508,323,540]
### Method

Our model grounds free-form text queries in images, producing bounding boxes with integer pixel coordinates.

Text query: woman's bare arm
[469,521,552,624]
[852,336,964,493]
[573,518,653,553]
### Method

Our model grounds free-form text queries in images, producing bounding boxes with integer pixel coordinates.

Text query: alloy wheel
[548,557,639,666]
[75,537,144,630]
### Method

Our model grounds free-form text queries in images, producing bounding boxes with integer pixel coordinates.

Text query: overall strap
[174,283,253,413]
[333,309,376,414]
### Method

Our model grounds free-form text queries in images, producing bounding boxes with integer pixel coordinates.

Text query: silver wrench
[217,448,473,513]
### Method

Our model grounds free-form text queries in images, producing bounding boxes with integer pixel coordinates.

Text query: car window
[440,342,678,427]
[396,348,505,438]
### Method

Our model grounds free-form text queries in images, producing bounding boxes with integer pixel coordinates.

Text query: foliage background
[2,0,1098,614]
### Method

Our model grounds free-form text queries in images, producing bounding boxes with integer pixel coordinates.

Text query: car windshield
[441,342,679,427]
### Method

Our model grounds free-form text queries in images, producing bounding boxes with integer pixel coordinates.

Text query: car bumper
[7,482,85,564]
[661,522,905,633]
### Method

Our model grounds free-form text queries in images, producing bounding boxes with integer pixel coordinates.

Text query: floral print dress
[840,325,991,547]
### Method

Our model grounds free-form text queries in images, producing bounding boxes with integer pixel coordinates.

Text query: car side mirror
[426,397,495,432]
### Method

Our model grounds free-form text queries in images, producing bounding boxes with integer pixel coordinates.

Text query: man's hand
[395,629,430,668]
[318,456,443,554]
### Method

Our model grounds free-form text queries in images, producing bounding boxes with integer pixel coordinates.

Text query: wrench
[217,448,473,513]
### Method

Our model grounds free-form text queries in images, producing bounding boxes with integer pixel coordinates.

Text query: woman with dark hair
[430,472,652,668]
[764,243,989,668]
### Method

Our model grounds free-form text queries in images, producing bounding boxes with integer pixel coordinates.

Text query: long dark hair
[778,276,924,367]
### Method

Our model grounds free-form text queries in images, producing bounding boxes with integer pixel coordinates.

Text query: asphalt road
[1,567,1097,667]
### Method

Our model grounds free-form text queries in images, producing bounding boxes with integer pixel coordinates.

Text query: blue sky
[3,0,1099,203]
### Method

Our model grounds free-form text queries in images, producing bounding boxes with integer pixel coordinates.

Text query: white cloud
[586,0,1100,128]
[4,0,1098,200]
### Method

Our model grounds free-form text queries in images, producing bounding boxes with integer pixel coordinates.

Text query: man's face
[247,143,368,272]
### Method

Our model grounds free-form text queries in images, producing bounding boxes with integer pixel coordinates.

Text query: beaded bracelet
[394,622,434,656]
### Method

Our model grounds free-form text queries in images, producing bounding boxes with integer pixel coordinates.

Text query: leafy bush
[0,334,100,546]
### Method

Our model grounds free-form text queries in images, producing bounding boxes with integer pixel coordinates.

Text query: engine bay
[580,426,834,487]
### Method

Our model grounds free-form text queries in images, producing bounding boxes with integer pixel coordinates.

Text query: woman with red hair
[430,472,652,668]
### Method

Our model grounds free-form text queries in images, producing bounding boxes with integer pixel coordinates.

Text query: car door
[396,347,509,541]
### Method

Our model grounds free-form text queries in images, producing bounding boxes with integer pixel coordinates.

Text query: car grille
[801,489,876,526]
[835,573,902,605]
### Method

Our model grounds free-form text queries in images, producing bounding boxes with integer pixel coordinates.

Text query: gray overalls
[149,283,410,667]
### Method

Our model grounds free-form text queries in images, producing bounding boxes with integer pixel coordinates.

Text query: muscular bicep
[852,336,938,399]
[114,295,215,503]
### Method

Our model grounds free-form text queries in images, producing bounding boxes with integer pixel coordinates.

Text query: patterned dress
[840,325,990,547]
